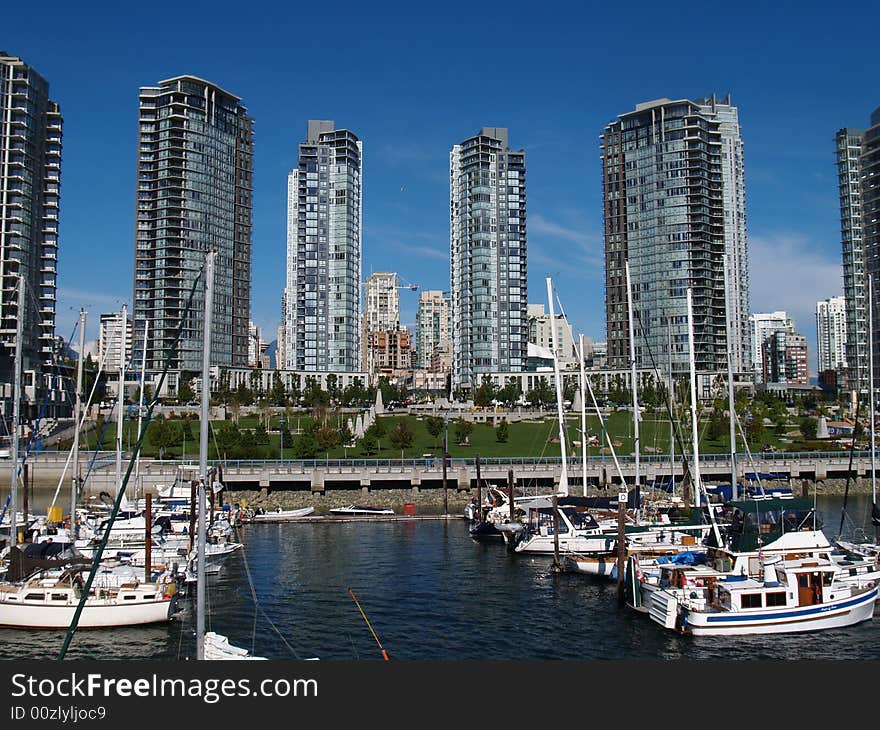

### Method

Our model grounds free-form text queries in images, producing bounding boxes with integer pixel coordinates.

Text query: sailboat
[0,289,179,631]
[835,275,880,557]
[515,277,711,558]
[190,252,264,660]
[628,289,879,635]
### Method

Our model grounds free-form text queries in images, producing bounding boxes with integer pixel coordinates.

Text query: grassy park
[67,406,841,462]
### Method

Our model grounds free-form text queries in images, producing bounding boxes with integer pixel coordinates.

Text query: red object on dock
[403,503,417,516]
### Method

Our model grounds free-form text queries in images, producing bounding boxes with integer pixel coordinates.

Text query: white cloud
[749,232,843,376]
[749,232,842,324]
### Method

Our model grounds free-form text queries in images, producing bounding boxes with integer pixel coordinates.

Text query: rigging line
[838,397,862,539]
[58,266,205,660]
[732,404,766,497]
[78,403,117,500]
[632,307,695,489]
[49,336,115,508]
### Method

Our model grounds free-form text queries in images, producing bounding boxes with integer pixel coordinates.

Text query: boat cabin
[709,559,848,612]
[711,498,818,552]
[525,506,600,536]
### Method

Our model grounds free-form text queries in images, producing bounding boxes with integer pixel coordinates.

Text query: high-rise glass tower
[0,52,62,416]
[283,121,362,372]
[862,108,880,393]
[815,296,847,378]
[133,75,253,372]
[450,128,526,392]
[836,126,867,395]
[416,290,450,370]
[602,96,750,375]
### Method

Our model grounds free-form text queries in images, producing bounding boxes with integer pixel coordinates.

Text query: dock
[240,514,464,525]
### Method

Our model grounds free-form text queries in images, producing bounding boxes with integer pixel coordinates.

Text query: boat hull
[681,587,878,636]
[0,596,176,629]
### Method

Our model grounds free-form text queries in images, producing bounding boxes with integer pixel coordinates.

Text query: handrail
[27,450,874,471]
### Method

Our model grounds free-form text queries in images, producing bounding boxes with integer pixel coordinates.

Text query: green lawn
[65,408,830,460]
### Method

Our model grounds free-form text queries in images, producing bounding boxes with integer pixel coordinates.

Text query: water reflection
[1,494,879,660]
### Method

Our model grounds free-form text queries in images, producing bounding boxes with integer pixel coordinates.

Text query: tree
[526,377,554,408]
[270,372,287,406]
[234,381,254,407]
[215,423,241,457]
[302,376,329,407]
[325,373,339,403]
[254,422,270,445]
[293,430,319,459]
[359,433,379,456]
[800,416,818,441]
[179,418,194,452]
[496,419,509,443]
[177,371,194,403]
[148,416,176,458]
[425,416,446,448]
[389,421,415,451]
[497,380,522,408]
[338,423,354,446]
[474,376,497,407]
[453,417,473,444]
[316,425,339,451]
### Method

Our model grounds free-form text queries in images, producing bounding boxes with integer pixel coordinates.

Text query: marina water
[2,494,880,660]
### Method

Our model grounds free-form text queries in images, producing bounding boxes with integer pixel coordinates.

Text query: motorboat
[242,506,316,523]
[513,498,710,556]
[328,505,394,516]
[637,555,877,635]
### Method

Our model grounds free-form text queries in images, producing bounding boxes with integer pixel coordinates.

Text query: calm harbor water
[2,494,880,661]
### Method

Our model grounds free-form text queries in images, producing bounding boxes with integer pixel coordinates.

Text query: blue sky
[7,1,879,374]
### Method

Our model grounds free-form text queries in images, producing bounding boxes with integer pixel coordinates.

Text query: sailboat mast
[135,320,149,494]
[869,276,876,513]
[723,254,738,500]
[115,304,126,497]
[668,319,674,498]
[71,308,86,537]
[9,275,24,546]
[687,289,701,510]
[625,261,640,513]
[579,334,588,497]
[196,252,215,660]
[546,277,568,496]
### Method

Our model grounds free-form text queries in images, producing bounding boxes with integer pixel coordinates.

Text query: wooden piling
[508,469,515,523]
[475,454,482,513]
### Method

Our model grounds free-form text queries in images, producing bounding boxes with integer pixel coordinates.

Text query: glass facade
[450,128,527,392]
[863,109,880,394]
[836,127,867,394]
[602,97,750,374]
[416,290,450,369]
[133,76,253,371]
[0,52,61,412]
[283,121,362,372]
